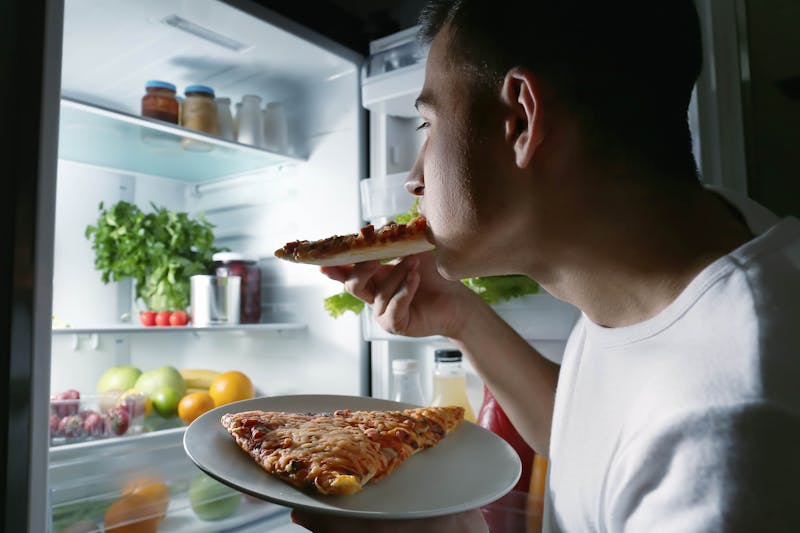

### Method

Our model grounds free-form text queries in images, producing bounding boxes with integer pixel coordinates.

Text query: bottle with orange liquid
[429,349,476,422]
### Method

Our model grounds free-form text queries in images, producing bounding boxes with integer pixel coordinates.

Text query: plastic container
[189,275,241,326]
[212,253,261,324]
[235,94,265,147]
[215,97,235,141]
[263,101,288,153]
[49,390,146,446]
[391,359,426,405]
[141,80,179,124]
[430,349,476,422]
[181,84,218,151]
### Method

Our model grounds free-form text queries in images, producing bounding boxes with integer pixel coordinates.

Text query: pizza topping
[221,406,464,496]
[274,216,433,266]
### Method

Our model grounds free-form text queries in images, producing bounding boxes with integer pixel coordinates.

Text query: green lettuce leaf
[324,291,365,318]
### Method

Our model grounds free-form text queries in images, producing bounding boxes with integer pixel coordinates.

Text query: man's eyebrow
[414,94,434,111]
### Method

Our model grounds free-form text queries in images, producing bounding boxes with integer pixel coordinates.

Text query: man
[295,1,800,531]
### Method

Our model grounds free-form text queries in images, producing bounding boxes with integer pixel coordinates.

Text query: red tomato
[155,311,172,326]
[169,311,188,326]
[139,311,156,327]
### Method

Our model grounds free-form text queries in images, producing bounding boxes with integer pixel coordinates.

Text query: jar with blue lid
[141,80,179,123]
[182,84,219,149]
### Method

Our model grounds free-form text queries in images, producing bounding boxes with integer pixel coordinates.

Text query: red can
[212,253,261,324]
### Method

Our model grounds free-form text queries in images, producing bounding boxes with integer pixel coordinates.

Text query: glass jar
[141,80,179,123]
[212,253,261,324]
[430,349,476,422]
[391,359,426,405]
[181,85,219,150]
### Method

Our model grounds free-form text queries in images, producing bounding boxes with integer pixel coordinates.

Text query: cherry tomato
[169,311,188,326]
[139,311,156,327]
[155,311,172,327]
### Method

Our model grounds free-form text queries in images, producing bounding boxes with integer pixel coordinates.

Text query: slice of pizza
[274,216,434,267]
[221,405,464,495]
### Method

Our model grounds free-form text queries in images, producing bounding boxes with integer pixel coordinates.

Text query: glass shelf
[52,323,307,336]
[58,98,303,183]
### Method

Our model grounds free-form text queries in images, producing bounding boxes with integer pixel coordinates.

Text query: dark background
[255,0,427,54]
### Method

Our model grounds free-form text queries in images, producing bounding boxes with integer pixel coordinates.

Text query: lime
[151,387,182,418]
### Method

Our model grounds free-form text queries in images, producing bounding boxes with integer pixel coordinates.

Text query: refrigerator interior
[49,0,365,531]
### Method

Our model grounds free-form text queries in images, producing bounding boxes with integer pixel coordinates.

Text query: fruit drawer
[49,390,147,446]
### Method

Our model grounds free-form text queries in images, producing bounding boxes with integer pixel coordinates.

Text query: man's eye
[415,121,430,131]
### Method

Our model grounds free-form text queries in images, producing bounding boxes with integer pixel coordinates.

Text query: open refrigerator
[4,0,752,531]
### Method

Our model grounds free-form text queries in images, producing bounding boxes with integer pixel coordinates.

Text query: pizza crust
[285,237,434,266]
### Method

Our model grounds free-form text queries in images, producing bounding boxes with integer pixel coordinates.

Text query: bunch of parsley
[85,201,223,312]
[323,201,538,318]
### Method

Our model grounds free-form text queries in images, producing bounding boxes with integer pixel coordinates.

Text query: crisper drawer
[48,428,289,533]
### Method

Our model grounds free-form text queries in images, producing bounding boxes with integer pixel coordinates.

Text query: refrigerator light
[161,15,252,53]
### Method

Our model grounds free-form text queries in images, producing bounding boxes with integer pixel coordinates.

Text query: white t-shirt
[545,192,800,532]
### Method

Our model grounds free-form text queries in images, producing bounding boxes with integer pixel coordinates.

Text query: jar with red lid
[141,80,179,124]
[212,253,261,324]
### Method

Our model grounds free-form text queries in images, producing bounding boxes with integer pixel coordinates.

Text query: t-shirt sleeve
[602,403,800,532]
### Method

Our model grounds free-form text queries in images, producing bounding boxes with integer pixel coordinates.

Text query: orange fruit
[121,475,170,520]
[103,494,161,533]
[208,371,254,407]
[177,391,215,424]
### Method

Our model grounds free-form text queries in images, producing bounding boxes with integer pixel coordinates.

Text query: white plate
[184,394,521,519]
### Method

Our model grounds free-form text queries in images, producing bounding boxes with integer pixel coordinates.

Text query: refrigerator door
[1,1,63,531]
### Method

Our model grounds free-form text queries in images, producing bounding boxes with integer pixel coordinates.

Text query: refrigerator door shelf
[360,172,416,221]
[59,98,303,184]
[362,292,580,344]
[362,62,426,118]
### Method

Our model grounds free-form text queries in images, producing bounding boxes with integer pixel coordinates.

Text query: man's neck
[536,181,753,328]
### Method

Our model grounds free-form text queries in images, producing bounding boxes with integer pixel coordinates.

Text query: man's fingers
[373,257,419,317]
[319,265,354,283]
[381,268,421,335]
[342,261,382,303]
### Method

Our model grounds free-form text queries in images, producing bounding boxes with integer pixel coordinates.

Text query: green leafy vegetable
[85,201,223,311]
[394,198,420,224]
[461,275,538,304]
[323,291,365,318]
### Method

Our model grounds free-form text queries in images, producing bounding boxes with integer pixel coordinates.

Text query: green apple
[188,472,242,521]
[96,365,142,393]
[151,387,182,417]
[133,366,186,399]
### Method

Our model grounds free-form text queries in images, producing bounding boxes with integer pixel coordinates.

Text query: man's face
[406,26,516,280]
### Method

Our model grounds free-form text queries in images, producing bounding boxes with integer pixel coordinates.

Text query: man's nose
[405,149,425,196]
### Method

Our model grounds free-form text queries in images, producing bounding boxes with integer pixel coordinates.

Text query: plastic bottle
[391,359,426,406]
[430,349,476,422]
[215,97,235,141]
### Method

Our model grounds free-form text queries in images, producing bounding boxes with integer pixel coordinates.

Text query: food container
[190,275,241,326]
[49,390,146,446]
[141,80,179,124]
[212,253,261,324]
[181,84,219,151]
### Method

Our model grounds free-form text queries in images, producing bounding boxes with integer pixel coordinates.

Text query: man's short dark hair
[419,1,703,178]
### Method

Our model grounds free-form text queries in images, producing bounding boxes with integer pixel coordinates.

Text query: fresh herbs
[85,201,223,311]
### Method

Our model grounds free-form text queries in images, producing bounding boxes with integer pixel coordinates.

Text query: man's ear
[501,67,546,169]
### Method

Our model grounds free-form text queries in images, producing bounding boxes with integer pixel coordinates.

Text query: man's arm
[450,296,560,457]
[322,253,560,457]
